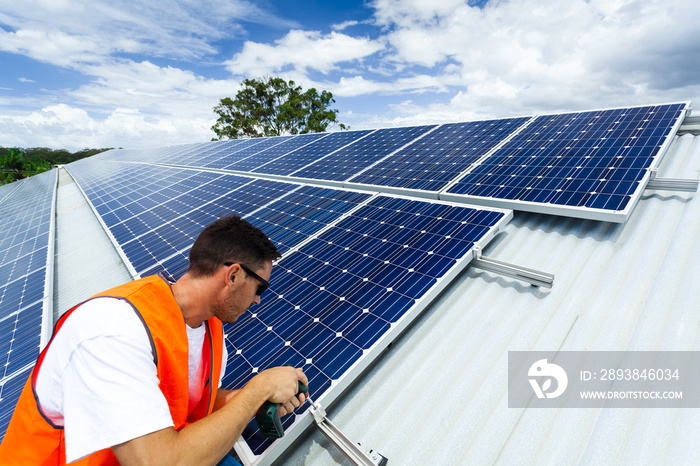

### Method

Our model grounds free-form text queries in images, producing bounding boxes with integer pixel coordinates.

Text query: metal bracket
[309,401,388,466]
[646,169,699,193]
[471,247,554,289]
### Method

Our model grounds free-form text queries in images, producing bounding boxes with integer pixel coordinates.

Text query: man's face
[214,261,272,324]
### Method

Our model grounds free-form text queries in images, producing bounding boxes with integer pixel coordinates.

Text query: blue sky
[1,0,699,151]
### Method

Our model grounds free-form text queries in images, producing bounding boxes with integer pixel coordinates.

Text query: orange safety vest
[0,274,224,465]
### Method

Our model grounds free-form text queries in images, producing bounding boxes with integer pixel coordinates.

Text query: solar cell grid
[444,103,688,220]
[252,130,373,176]
[3,304,43,376]
[224,194,509,455]
[168,140,247,167]
[0,170,57,443]
[243,186,372,255]
[0,172,56,317]
[150,142,215,165]
[0,181,19,204]
[225,133,327,172]
[122,175,305,275]
[348,117,529,192]
[203,137,292,170]
[70,163,303,278]
[291,125,437,182]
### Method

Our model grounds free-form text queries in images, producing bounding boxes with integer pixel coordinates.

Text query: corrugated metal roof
[53,167,132,318]
[281,133,700,465]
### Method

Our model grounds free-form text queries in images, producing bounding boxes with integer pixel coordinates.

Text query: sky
[1,0,699,151]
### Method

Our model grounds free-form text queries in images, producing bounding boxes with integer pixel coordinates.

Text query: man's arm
[213,388,239,412]
[112,366,308,466]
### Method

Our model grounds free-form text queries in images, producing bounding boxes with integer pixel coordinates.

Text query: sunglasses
[224,262,269,296]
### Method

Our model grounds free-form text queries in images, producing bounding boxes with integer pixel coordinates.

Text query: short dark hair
[188,215,280,277]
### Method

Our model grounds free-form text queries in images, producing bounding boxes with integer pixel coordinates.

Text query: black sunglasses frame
[224,262,269,296]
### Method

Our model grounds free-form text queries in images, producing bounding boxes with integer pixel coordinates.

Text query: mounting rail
[471,247,554,289]
[646,169,699,193]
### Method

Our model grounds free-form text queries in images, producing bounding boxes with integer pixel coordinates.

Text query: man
[0,215,308,464]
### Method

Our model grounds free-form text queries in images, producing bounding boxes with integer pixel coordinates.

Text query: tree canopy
[211,77,347,140]
[0,147,110,185]
[0,148,51,185]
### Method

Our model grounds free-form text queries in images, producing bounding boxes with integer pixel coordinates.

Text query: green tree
[0,148,26,184]
[211,76,347,140]
[0,148,52,185]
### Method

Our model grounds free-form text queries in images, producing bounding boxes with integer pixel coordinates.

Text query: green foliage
[211,76,347,140]
[0,148,26,184]
[0,146,110,185]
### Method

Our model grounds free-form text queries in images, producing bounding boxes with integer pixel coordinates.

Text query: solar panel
[252,130,373,176]
[346,118,530,194]
[0,170,57,442]
[227,195,511,463]
[290,125,437,182]
[224,133,328,172]
[93,102,688,224]
[0,182,19,204]
[166,140,247,168]
[203,137,294,170]
[66,160,370,279]
[442,103,690,222]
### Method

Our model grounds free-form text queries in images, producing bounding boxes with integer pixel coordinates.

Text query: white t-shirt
[35,297,228,463]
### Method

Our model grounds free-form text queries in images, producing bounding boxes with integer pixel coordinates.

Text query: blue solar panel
[0,182,18,204]
[68,160,303,279]
[291,125,437,182]
[444,103,689,221]
[223,195,510,456]
[0,172,55,317]
[204,137,294,170]
[224,133,328,172]
[243,185,372,255]
[348,118,529,192]
[252,130,373,176]
[0,170,57,442]
[164,140,246,167]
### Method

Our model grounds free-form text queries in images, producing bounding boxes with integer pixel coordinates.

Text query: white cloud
[0,58,244,150]
[371,0,467,28]
[0,103,214,151]
[225,30,385,76]
[362,0,700,121]
[0,0,296,68]
[330,74,460,97]
[0,27,103,67]
[331,20,360,31]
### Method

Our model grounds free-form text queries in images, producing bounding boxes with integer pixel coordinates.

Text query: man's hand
[250,366,308,415]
